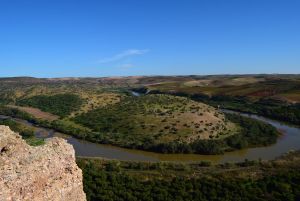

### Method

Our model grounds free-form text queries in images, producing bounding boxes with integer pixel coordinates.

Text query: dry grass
[8,105,59,121]
[276,91,300,103]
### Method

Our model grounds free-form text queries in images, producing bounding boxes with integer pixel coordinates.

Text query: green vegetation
[136,78,300,125]
[1,75,299,125]
[0,96,280,155]
[0,105,98,145]
[77,151,300,201]
[224,113,279,147]
[0,76,298,200]
[137,91,300,125]
[188,95,300,125]
[72,95,278,154]
[149,113,279,154]
[0,76,290,154]
[0,118,44,146]
[73,94,235,153]
[0,105,35,121]
[214,97,300,125]
[144,77,300,101]
[17,93,83,117]
[50,119,94,139]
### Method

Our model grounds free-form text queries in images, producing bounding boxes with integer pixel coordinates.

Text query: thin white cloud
[119,63,134,69]
[98,49,149,63]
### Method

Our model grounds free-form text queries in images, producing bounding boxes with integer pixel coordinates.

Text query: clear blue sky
[0,0,299,77]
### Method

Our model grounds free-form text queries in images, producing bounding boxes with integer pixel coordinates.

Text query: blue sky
[0,0,299,77]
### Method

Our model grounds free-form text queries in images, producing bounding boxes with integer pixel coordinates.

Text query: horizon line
[0,73,299,79]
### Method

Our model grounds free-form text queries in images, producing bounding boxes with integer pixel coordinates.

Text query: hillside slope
[74,94,236,146]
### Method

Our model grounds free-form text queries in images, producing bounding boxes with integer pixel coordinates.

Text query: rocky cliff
[0,125,86,201]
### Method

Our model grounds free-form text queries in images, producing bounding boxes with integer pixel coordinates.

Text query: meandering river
[1,110,299,163]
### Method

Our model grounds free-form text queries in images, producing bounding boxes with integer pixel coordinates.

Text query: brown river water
[1,110,300,163]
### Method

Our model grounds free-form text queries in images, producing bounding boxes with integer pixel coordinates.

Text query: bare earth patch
[8,105,59,121]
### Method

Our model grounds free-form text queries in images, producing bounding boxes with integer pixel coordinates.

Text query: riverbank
[1,102,279,155]
[1,108,300,163]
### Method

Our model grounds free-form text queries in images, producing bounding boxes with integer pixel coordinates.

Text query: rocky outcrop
[0,126,86,201]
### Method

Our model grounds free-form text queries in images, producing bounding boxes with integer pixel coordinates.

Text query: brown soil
[8,105,59,121]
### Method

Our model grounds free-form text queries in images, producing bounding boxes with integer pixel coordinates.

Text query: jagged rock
[0,126,86,201]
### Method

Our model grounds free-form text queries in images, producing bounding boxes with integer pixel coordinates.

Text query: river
[1,110,299,163]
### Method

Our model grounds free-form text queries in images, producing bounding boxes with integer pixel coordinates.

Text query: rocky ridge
[0,125,86,201]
